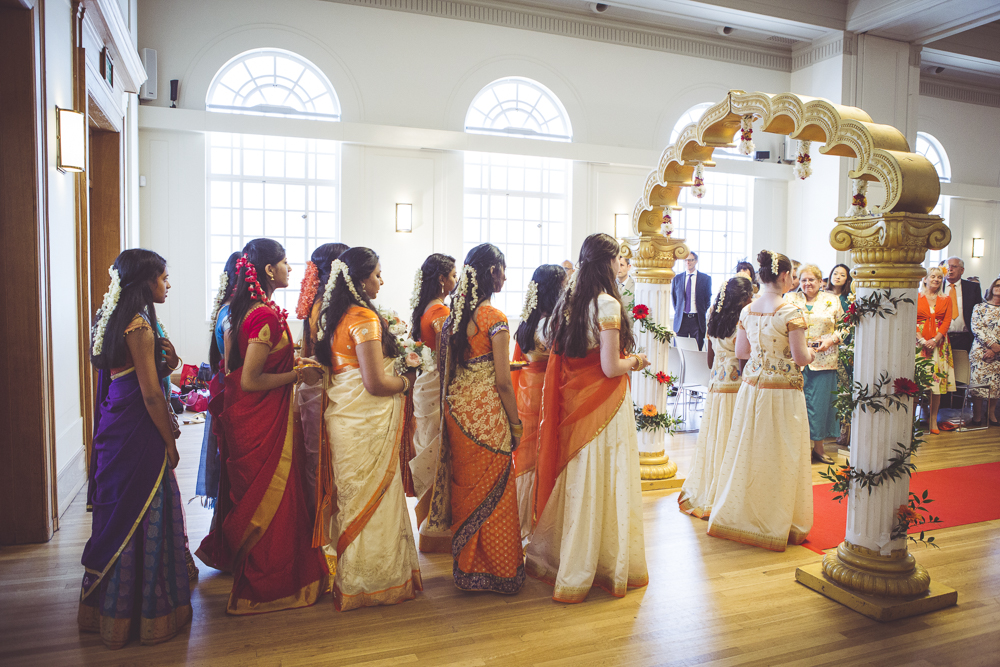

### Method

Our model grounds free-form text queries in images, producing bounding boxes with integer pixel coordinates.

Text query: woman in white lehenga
[407,253,456,553]
[707,250,816,551]
[314,248,421,611]
[526,233,650,602]
[678,276,754,519]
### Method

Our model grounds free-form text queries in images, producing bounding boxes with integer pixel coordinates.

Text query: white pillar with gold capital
[623,217,688,484]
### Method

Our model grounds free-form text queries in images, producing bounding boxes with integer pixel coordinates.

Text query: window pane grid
[207,132,339,316]
[465,78,572,142]
[673,171,753,289]
[463,152,571,324]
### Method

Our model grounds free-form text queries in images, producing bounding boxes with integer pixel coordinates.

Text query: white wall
[46,0,87,512]
[135,0,1000,363]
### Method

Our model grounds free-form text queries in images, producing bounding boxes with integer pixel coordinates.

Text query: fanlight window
[915,132,950,182]
[207,49,341,121]
[465,77,572,142]
[670,102,748,159]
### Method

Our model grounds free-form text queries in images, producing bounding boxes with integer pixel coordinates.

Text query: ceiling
[486,0,1000,89]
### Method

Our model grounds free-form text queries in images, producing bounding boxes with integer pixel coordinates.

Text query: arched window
[916,132,951,266]
[206,48,341,121]
[465,77,572,142]
[915,132,950,182]
[670,102,749,159]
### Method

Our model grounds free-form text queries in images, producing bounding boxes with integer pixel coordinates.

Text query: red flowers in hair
[893,377,920,397]
[295,261,320,319]
[632,304,649,320]
[236,254,288,321]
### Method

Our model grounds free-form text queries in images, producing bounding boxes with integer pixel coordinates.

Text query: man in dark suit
[944,256,983,352]
[672,252,712,350]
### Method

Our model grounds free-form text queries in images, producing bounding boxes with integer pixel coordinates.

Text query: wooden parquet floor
[1,423,998,666]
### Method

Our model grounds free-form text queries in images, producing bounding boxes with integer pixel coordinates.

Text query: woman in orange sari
[408,253,457,552]
[202,238,329,614]
[315,247,421,611]
[427,243,525,593]
[527,233,650,603]
[512,263,566,537]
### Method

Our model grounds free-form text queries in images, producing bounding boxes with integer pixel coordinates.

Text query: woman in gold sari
[427,243,525,594]
[314,247,421,611]
[512,263,567,537]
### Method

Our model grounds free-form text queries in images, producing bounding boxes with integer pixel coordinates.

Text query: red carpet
[801,462,1000,554]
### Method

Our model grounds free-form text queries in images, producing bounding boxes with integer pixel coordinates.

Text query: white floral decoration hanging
[845,178,870,218]
[793,140,813,180]
[661,210,673,237]
[409,268,424,311]
[738,115,755,156]
[692,163,706,199]
[209,270,229,335]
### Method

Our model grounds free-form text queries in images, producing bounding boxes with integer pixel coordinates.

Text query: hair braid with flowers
[443,243,505,381]
[515,264,568,355]
[756,249,791,286]
[295,261,321,320]
[408,254,457,342]
[226,238,287,373]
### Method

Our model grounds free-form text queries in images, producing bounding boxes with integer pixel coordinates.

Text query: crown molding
[321,0,792,71]
[920,75,1000,108]
[791,33,853,71]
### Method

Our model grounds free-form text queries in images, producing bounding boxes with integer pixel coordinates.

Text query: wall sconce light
[972,238,984,258]
[614,213,629,239]
[396,203,412,233]
[56,107,86,173]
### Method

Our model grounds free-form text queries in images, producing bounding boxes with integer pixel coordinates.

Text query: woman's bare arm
[241,342,298,392]
[127,327,179,468]
[735,328,751,360]
[357,340,413,397]
[599,329,648,378]
[789,328,816,367]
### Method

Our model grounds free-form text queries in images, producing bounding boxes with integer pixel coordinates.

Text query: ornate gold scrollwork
[829,213,951,288]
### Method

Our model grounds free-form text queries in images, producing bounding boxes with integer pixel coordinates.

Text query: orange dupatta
[512,343,546,480]
[532,348,629,527]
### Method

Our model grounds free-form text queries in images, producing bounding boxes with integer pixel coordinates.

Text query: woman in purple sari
[81,249,193,649]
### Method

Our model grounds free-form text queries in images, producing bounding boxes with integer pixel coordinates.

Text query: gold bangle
[400,375,410,395]
[509,422,524,438]
[631,354,640,371]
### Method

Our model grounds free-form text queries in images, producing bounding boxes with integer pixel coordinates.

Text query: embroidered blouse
[738,301,807,391]
[584,293,622,350]
[786,291,844,371]
[330,305,382,374]
[708,334,741,393]
[465,304,509,360]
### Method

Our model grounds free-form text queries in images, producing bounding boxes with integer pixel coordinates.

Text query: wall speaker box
[140,48,157,101]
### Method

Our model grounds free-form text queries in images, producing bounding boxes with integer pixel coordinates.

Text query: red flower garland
[295,261,320,319]
[236,255,288,322]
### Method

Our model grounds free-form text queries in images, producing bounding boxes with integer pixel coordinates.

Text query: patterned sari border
[82,458,167,600]
[707,522,807,552]
[444,397,512,457]
[453,562,526,595]
[227,577,327,616]
[334,570,423,612]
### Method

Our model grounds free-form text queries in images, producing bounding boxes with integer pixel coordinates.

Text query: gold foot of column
[796,561,956,622]
[822,540,931,597]
[638,450,677,481]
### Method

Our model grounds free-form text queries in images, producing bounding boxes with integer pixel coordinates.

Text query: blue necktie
[685,274,692,313]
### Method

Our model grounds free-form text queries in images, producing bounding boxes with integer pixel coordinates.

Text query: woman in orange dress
[202,238,329,614]
[917,266,955,434]
[408,253,457,552]
[512,263,567,538]
[426,243,525,594]
[294,242,349,512]
[315,247,421,611]
[527,233,650,602]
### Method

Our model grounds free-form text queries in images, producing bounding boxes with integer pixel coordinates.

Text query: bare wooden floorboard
[0,421,997,666]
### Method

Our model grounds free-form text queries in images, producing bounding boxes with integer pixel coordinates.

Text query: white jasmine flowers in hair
[409,268,423,311]
[209,270,228,335]
[772,252,780,277]
[318,259,352,340]
[521,281,539,321]
[92,265,122,356]
[716,282,726,313]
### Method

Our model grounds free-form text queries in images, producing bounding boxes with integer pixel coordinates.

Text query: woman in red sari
[427,243,525,594]
[201,238,329,614]
[408,253,457,552]
[512,263,567,538]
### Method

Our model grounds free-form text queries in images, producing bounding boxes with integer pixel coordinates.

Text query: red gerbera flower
[632,304,649,320]
[893,377,920,397]
[655,371,668,384]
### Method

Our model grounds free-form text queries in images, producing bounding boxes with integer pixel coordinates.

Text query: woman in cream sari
[527,233,650,602]
[407,253,457,552]
[314,247,421,611]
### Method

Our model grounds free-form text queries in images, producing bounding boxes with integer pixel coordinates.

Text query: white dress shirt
[947,280,966,332]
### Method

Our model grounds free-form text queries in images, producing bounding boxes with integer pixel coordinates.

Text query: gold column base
[821,540,931,597]
[638,450,678,481]
[796,561,957,623]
